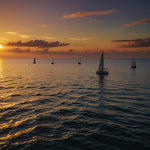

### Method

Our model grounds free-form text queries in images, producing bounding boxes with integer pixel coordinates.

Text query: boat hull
[131,65,136,68]
[96,70,109,75]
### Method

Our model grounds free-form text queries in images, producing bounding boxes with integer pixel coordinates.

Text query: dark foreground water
[0,58,150,150]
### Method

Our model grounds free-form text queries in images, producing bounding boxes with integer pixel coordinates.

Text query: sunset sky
[0,0,150,58]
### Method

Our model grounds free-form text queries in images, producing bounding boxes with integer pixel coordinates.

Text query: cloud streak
[6,32,17,35]
[63,9,117,19]
[88,19,96,23]
[42,36,56,40]
[122,18,150,27]
[19,35,30,38]
[70,37,93,41]
[6,48,79,55]
[6,48,150,58]
[41,25,47,28]
[112,37,150,48]
[6,39,70,48]
[7,48,30,53]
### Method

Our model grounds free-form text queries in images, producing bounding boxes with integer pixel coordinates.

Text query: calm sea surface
[0,58,150,150]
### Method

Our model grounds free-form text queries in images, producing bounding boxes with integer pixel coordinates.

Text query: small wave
[63,120,83,129]
[26,86,37,89]
[10,94,21,97]
[52,108,78,117]
[39,86,47,89]
[34,98,52,105]
[35,93,42,96]
[0,86,5,90]
[36,115,59,124]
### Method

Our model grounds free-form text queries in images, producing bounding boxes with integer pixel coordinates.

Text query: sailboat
[33,58,36,64]
[96,52,108,75]
[131,58,136,68]
[78,59,81,64]
[51,59,55,64]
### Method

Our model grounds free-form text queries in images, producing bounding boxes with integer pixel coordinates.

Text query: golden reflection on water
[0,126,36,141]
[0,102,17,109]
[11,136,37,145]
[0,59,3,78]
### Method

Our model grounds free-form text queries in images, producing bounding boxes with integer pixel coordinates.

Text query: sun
[0,45,2,48]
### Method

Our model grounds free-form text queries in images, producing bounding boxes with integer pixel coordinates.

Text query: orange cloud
[63,9,117,19]
[122,18,150,27]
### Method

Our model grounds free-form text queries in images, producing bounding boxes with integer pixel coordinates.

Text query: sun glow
[0,45,2,48]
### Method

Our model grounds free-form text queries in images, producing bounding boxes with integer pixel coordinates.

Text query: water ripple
[0,59,150,150]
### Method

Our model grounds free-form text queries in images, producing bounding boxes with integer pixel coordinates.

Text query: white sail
[96,51,108,74]
[99,52,104,71]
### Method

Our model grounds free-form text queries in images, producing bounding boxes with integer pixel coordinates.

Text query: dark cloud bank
[6,39,70,48]
[5,39,150,58]
[112,37,150,48]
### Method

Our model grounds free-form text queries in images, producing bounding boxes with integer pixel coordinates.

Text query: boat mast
[33,58,36,64]
[132,58,136,66]
[99,52,104,71]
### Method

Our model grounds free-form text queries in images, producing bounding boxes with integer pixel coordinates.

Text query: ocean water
[0,58,150,150]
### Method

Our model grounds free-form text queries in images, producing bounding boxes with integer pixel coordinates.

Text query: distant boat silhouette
[33,58,36,64]
[131,58,136,68]
[51,59,55,64]
[78,59,81,64]
[96,52,108,75]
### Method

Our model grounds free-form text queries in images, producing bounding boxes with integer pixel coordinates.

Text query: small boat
[78,59,81,64]
[131,58,136,68]
[33,58,36,64]
[96,52,108,75]
[51,59,55,64]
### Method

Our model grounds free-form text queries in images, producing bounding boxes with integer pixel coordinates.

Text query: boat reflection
[99,74,105,85]
[131,67,136,77]
[98,74,106,94]
[97,74,108,106]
